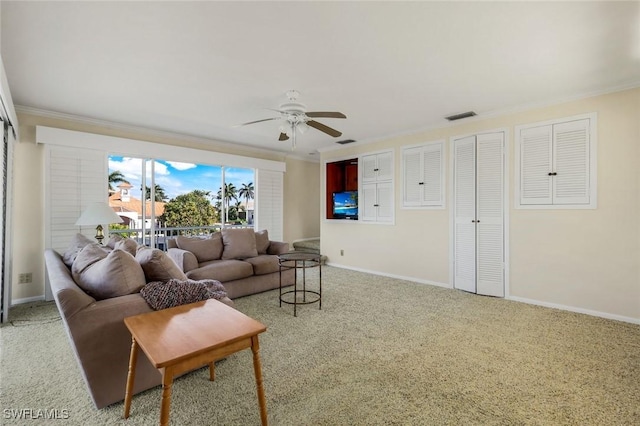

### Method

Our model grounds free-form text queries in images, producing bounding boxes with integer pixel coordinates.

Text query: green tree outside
[108,170,130,193]
[216,183,238,224]
[160,190,218,228]
[141,184,168,202]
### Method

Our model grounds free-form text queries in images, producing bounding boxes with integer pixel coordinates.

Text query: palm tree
[217,183,238,224]
[141,184,168,202]
[238,182,254,211]
[108,170,130,193]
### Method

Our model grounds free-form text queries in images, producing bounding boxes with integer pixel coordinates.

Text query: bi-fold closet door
[452,132,505,297]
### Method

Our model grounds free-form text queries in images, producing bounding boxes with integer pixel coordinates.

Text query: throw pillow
[72,244,146,300]
[221,228,258,260]
[255,229,270,255]
[114,238,139,256]
[175,234,223,263]
[105,234,124,249]
[136,246,187,282]
[140,278,228,310]
[62,233,95,267]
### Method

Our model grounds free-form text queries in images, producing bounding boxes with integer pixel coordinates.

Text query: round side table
[278,252,322,317]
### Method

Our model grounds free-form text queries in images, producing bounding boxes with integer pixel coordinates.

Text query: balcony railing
[109,224,253,251]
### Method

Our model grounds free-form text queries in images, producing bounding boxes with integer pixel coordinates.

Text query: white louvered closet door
[403,147,422,206]
[375,151,393,181]
[520,125,552,205]
[553,119,590,205]
[376,181,394,222]
[422,144,443,206]
[361,154,378,183]
[453,136,477,293]
[476,133,505,297]
[453,132,505,297]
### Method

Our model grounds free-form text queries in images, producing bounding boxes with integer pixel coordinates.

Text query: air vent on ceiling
[336,139,356,145]
[445,111,477,121]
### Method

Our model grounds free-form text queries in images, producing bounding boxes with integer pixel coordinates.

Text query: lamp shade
[75,202,123,226]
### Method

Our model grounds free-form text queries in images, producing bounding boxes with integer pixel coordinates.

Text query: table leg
[160,370,173,426]
[123,337,139,419]
[302,263,306,302]
[293,260,298,317]
[319,261,322,310]
[279,263,282,307]
[251,335,268,426]
[209,362,215,381]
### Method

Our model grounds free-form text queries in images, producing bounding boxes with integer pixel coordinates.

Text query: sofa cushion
[113,238,139,256]
[243,255,280,276]
[136,246,187,282]
[255,229,270,255]
[175,234,223,263]
[186,259,253,282]
[63,233,95,267]
[105,234,123,249]
[71,244,146,300]
[221,228,258,260]
[140,278,228,310]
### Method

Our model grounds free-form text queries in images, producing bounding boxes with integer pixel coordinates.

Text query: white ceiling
[2,1,639,159]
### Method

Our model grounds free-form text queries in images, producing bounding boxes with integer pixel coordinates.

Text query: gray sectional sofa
[166,228,295,298]
[44,229,294,409]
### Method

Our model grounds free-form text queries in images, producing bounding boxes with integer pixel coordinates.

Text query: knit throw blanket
[140,278,228,310]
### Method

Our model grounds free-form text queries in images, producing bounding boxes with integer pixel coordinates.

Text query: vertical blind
[254,169,284,242]
[45,146,106,254]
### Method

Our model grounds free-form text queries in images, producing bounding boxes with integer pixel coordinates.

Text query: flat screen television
[332,191,358,219]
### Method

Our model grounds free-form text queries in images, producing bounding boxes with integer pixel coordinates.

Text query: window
[515,113,597,209]
[402,140,445,209]
[38,126,284,258]
[108,156,256,246]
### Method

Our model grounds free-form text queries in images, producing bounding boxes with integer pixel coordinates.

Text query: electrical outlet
[340,249,344,256]
[18,273,32,284]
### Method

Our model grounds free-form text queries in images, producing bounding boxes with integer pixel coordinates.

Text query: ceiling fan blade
[234,117,280,127]
[279,132,289,141]
[306,111,346,119]
[307,120,342,138]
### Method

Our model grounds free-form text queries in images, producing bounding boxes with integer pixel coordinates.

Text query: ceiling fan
[237,90,346,150]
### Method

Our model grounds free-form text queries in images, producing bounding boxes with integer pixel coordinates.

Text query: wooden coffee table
[123,299,268,425]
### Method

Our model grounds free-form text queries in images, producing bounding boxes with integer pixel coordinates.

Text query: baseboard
[11,295,46,306]
[326,263,640,325]
[506,296,640,325]
[326,262,451,289]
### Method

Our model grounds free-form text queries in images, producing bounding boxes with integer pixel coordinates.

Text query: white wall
[283,157,320,243]
[321,88,640,323]
[11,111,320,302]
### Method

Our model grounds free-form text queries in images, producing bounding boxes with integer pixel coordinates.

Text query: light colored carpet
[1,266,639,425]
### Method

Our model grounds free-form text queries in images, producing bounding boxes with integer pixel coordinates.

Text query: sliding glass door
[108,155,255,248]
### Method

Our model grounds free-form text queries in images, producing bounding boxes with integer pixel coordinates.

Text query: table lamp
[75,202,124,245]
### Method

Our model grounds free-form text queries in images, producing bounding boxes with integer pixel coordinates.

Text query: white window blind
[45,146,106,253]
[254,169,283,242]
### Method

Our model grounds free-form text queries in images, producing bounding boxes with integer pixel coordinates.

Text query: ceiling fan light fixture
[297,122,309,134]
[238,90,346,151]
[279,123,292,137]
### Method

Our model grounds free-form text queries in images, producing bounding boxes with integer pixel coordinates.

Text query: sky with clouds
[109,156,254,201]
